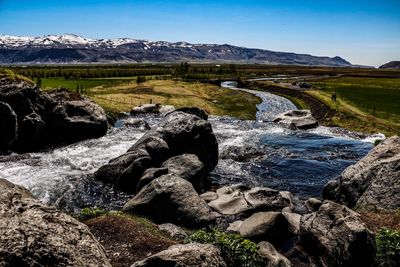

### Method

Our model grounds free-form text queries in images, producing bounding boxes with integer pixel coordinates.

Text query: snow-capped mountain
[0,34,352,66]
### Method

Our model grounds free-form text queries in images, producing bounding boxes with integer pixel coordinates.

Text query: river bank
[244,80,400,136]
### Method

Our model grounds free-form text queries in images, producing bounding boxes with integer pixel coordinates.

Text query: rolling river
[0,81,381,212]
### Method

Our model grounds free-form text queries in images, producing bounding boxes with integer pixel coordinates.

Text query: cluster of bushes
[188,228,264,267]
[376,228,400,267]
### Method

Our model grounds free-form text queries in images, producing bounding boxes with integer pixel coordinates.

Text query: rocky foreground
[1,104,399,266]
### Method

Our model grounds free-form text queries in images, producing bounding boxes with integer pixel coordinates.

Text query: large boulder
[299,200,375,267]
[0,101,17,149]
[45,89,108,145]
[323,136,400,210]
[123,174,217,227]
[131,243,227,267]
[0,77,108,152]
[208,185,292,215]
[94,109,218,193]
[0,178,111,267]
[273,110,318,130]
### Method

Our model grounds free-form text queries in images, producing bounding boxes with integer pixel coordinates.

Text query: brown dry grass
[85,214,176,266]
[358,209,400,233]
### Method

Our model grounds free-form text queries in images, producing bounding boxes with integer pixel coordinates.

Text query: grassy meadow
[40,77,261,120]
[312,77,400,122]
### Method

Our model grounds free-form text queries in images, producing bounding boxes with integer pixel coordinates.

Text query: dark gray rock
[300,200,375,267]
[123,174,216,227]
[94,109,218,193]
[160,154,207,193]
[0,178,111,267]
[0,101,17,148]
[131,243,227,267]
[136,167,169,192]
[239,212,288,243]
[323,136,400,210]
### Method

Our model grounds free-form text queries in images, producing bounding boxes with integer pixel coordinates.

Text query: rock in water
[94,108,218,193]
[123,174,216,227]
[131,243,227,267]
[323,135,400,210]
[0,179,111,267]
[273,109,318,130]
[130,103,161,114]
[0,77,108,152]
[299,200,375,267]
[0,101,17,149]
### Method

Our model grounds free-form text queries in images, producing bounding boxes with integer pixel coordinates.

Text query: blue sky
[0,0,399,66]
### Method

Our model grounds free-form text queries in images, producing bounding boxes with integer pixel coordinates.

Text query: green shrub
[77,207,107,221]
[376,228,400,267]
[188,228,264,267]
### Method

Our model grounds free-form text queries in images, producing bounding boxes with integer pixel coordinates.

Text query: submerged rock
[323,135,400,210]
[123,174,216,227]
[131,243,227,267]
[299,200,375,267]
[273,109,318,130]
[124,118,151,130]
[0,178,111,267]
[94,108,218,193]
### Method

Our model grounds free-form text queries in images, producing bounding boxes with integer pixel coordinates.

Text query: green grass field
[40,77,261,120]
[41,77,140,91]
[312,77,400,122]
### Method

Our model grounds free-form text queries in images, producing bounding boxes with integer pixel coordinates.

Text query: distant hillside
[0,34,352,66]
[379,61,400,69]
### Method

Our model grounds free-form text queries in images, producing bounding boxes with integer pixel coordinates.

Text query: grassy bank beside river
[245,80,400,136]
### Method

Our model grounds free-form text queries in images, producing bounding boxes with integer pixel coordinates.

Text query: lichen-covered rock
[299,200,375,267]
[323,136,400,210]
[123,174,216,227]
[0,178,111,267]
[131,243,227,267]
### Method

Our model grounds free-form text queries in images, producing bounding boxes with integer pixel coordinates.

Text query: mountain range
[0,34,352,66]
[379,61,400,69]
